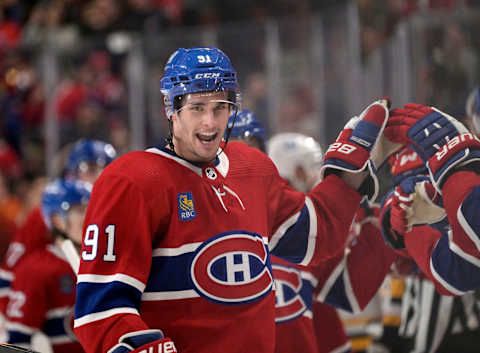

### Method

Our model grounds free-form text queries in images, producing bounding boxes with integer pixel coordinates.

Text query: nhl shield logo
[177,192,196,221]
[190,231,273,305]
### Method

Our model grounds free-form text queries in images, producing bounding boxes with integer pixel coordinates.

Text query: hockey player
[73,46,394,353]
[0,139,116,318]
[5,179,91,352]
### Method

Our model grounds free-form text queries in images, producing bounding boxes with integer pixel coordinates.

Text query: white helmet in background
[466,87,480,136]
[267,133,323,192]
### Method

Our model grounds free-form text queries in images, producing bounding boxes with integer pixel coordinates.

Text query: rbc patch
[177,192,196,221]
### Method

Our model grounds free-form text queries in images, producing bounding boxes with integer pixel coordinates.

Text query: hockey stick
[0,343,39,352]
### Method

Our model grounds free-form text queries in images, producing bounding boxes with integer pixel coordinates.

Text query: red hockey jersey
[0,207,51,314]
[6,244,83,353]
[73,142,363,353]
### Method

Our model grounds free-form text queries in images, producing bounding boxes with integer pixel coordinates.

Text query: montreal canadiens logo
[190,231,273,305]
[273,264,307,323]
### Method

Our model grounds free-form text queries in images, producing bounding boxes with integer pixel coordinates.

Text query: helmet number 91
[82,224,117,262]
[197,55,212,63]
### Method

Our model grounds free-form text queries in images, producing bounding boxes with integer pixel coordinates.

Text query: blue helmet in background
[160,47,240,117]
[66,139,117,176]
[41,179,92,230]
[227,109,266,141]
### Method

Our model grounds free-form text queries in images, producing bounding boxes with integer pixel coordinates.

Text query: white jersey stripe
[457,205,480,253]
[152,243,202,257]
[77,273,145,292]
[50,335,75,344]
[269,210,301,251]
[46,306,72,319]
[302,310,313,319]
[299,197,317,266]
[448,229,480,268]
[142,290,200,301]
[343,263,360,314]
[74,307,139,328]
[0,269,13,281]
[6,321,37,334]
[316,256,346,303]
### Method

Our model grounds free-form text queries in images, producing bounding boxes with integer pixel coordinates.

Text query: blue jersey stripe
[431,235,480,293]
[270,205,310,264]
[145,253,195,292]
[75,281,141,319]
[8,330,31,345]
[44,317,68,337]
[460,185,480,242]
[324,274,352,312]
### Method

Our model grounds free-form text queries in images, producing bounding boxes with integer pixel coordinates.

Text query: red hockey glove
[379,189,406,250]
[321,99,390,201]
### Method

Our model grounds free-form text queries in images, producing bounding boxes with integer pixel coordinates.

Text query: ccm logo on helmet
[190,231,273,305]
[194,73,221,79]
[273,264,308,323]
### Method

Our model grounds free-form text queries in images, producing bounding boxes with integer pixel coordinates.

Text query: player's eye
[214,103,228,113]
[188,104,204,112]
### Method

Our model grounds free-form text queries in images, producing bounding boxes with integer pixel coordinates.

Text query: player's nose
[200,108,217,127]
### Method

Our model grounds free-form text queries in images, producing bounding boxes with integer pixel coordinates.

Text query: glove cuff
[131,338,177,353]
[427,133,480,192]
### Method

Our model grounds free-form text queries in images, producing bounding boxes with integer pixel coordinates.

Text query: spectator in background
[419,23,477,113]
[21,0,80,51]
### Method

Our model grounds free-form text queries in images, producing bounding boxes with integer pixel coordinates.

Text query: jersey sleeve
[312,301,351,353]
[403,171,480,296]
[6,258,47,348]
[315,221,396,313]
[73,173,168,353]
[267,170,362,266]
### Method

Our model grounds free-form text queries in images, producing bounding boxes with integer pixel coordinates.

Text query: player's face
[76,162,104,184]
[66,204,87,244]
[171,91,232,163]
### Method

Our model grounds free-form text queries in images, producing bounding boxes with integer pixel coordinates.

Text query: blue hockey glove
[387,103,480,192]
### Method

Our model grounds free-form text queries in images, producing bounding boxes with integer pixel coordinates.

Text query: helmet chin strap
[52,227,82,249]
[166,117,175,151]
[218,107,239,157]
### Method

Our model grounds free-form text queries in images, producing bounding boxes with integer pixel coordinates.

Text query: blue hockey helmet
[41,178,92,230]
[226,109,266,151]
[466,87,480,135]
[66,139,117,176]
[160,47,240,117]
